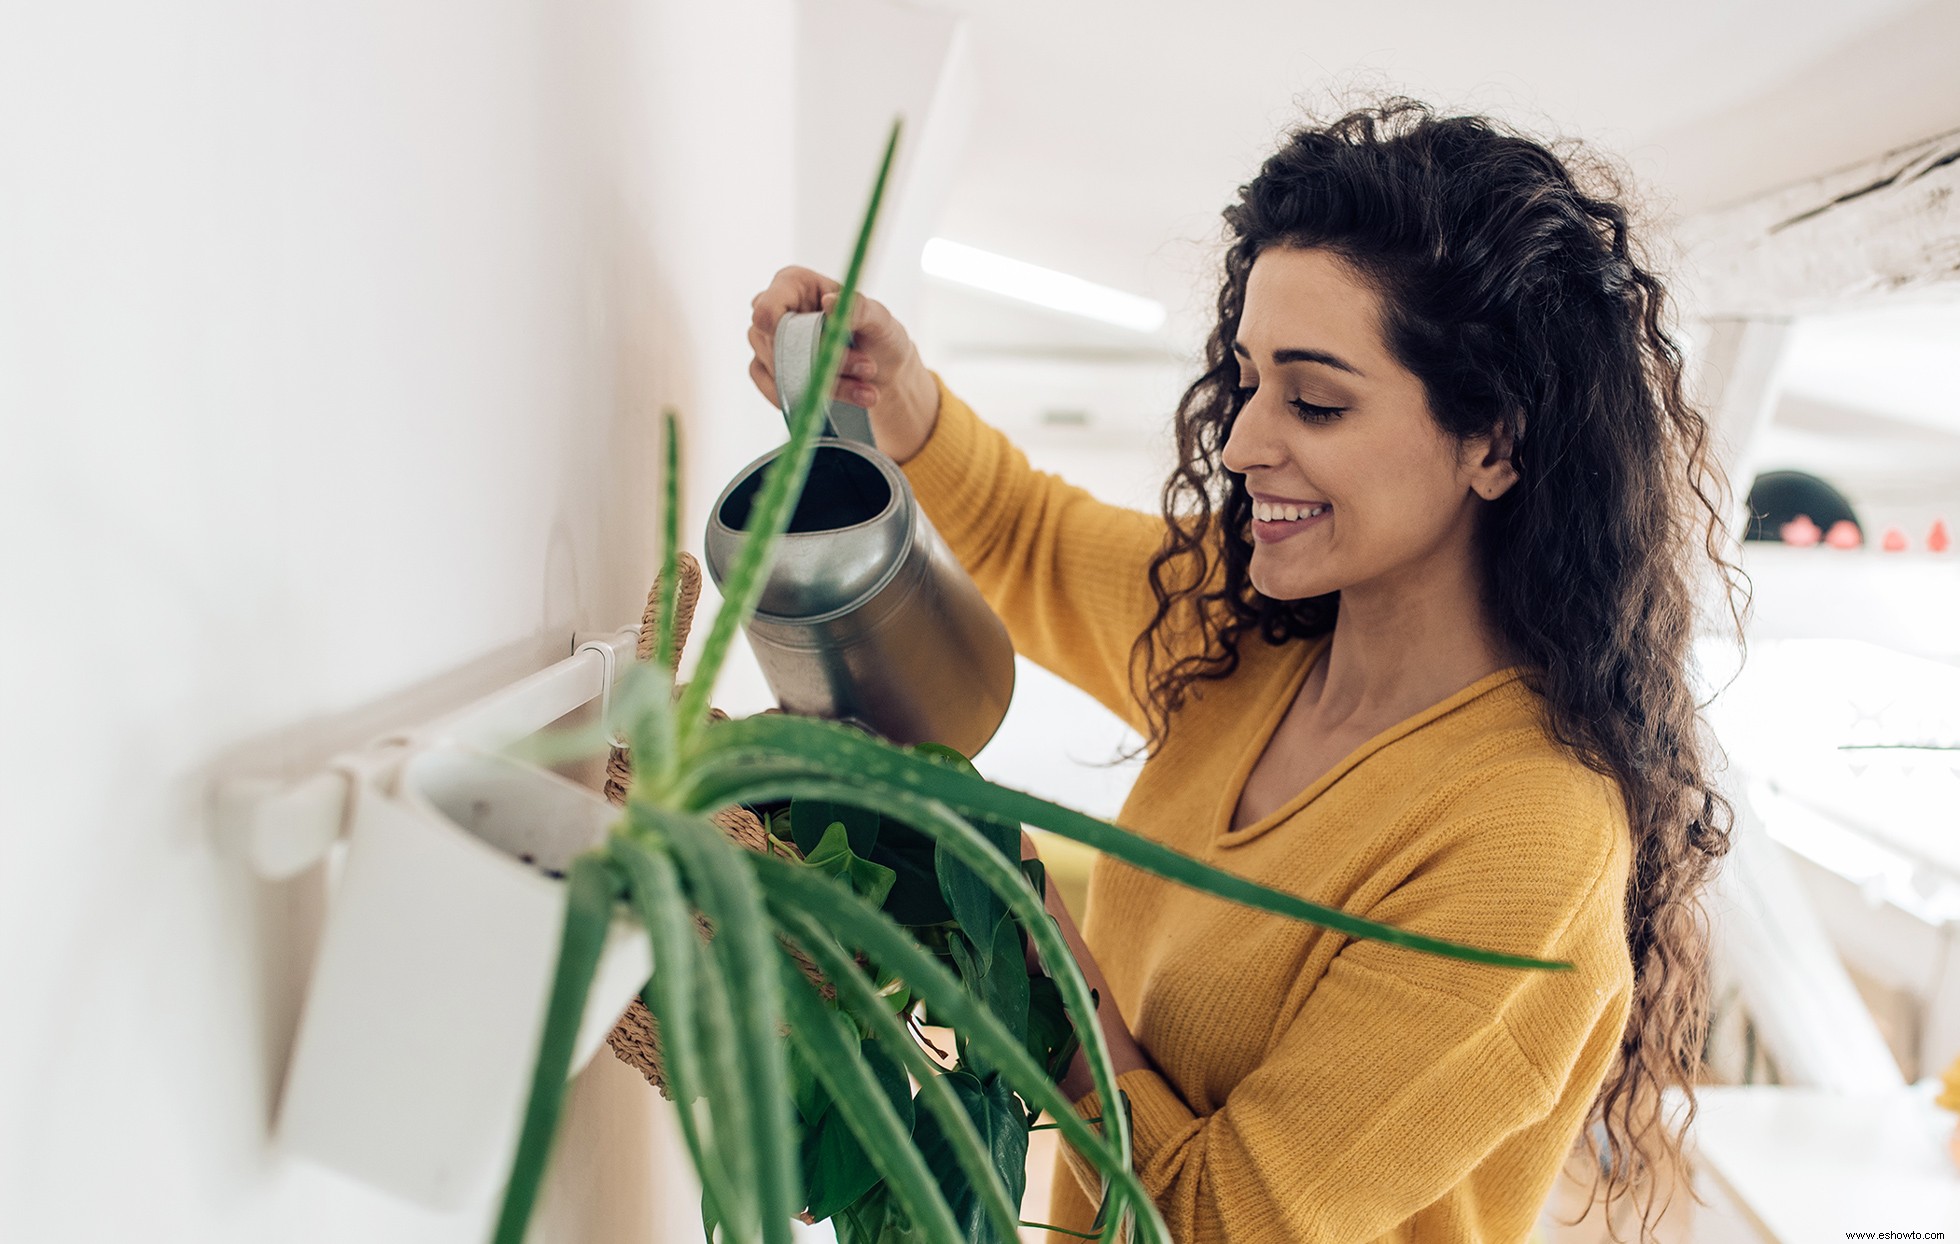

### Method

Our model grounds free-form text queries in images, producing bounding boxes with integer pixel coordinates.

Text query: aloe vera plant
[489,118,1569,1244]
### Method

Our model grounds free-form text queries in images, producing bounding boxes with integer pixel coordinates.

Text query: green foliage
[907,1069,1027,1244]
[803,820,899,911]
[488,115,1570,1244]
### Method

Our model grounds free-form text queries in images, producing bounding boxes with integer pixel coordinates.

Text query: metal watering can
[703,311,1016,758]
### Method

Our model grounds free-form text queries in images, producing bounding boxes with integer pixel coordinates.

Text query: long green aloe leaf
[620,809,762,1242]
[633,805,799,1244]
[775,952,970,1243]
[751,852,1167,1244]
[652,407,683,681]
[493,852,624,1244]
[605,660,676,803]
[774,903,1024,1244]
[610,834,741,1238]
[672,119,902,753]
[687,715,1569,971]
[674,869,762,1243]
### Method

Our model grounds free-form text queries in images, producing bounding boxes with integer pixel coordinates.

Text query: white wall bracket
[215,627,639,882]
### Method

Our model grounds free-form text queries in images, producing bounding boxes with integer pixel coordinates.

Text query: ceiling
[908,0,1960,361]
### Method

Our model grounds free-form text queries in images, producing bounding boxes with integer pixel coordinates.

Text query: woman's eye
[1289,399,1346,423]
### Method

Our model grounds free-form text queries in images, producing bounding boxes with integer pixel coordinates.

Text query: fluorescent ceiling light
[921,238,1166,333]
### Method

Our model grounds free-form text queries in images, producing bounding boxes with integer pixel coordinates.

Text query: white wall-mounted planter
[276,744,650,1210]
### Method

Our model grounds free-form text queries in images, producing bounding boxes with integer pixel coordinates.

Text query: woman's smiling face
[1221,246,1511,604]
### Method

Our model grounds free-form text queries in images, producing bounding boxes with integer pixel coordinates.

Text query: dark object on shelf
[1745,470,1862,543]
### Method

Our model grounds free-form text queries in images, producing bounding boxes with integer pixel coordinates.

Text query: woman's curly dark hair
[1122,97,1740,1239]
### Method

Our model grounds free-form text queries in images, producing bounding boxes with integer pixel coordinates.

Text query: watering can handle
[773,311,878,449]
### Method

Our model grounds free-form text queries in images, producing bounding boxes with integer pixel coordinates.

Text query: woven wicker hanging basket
[602,549,834,1098]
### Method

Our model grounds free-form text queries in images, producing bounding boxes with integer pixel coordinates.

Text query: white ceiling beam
[1675,127,1960,320]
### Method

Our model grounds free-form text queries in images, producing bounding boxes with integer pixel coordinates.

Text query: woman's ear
[1464,419,1522,501]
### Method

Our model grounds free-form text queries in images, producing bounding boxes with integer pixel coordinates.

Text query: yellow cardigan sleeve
[896,373,1175,736]
[1060,761,1633,1240]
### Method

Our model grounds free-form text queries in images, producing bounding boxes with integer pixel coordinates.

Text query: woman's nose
[1220,395,1278,476]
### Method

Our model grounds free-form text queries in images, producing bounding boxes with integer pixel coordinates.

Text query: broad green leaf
[791,797,880,858]
[802,1109,875,1222]
[913,744,1023,963]
[777,903,1025,1244]
[936,826,1014,974]
[909,1070,1028,1244]
[635,804,799,1244]
[492,853,622,1244]
[672,121,903,753]
[945,924,1030,1083]
[1025,973,1083,1091]
[690,714,1571,970]
[802,1036,910,1221]
[805,820,898,910]
[611,836,742,1234]
[1020,857,1048,903]
[787,1035,829,1129]
[750,853,1170,1244]
[843,808,952,926]
[836,1187,927,1244]
[777,954,967,1243]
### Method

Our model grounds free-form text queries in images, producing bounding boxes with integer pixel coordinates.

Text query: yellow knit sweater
[897,375,1636,1244]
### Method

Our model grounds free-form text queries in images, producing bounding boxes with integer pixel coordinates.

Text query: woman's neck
[1306,549,1513,731]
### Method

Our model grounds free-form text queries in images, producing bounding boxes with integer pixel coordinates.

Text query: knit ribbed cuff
[1059,1067,1194,1204]
[894,371,1000,553]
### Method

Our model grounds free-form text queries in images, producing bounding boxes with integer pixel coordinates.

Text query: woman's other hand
[1018,829,1154,1097]
[746,265,941,463]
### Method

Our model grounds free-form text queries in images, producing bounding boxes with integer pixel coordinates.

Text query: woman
[747,97,1735,1244]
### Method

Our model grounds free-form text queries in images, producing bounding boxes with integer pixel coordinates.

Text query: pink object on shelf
[1779,514,1823,546]
[1930,519,1951,554]
[1825,520,1863,549]
[1881,527,1909,552]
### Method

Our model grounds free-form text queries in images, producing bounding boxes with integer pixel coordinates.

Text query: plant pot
[276,744,650,1209]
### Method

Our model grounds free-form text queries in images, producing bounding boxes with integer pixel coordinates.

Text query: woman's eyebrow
[1231,339,1366,379]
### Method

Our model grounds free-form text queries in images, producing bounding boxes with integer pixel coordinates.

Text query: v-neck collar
[1211,638,1527,848]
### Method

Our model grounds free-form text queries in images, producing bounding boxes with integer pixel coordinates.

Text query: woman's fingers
[751,265,838,330]
[746,322,772,362]
[747,357,780,409]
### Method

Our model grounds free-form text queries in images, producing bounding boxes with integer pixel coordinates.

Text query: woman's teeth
[1253,501,1329,522]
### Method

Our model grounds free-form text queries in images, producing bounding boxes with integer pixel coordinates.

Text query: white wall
[795,0,975,326]
[0,2,799,1240]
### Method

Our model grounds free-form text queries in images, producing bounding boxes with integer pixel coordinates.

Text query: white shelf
[1739,544,1960,660]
